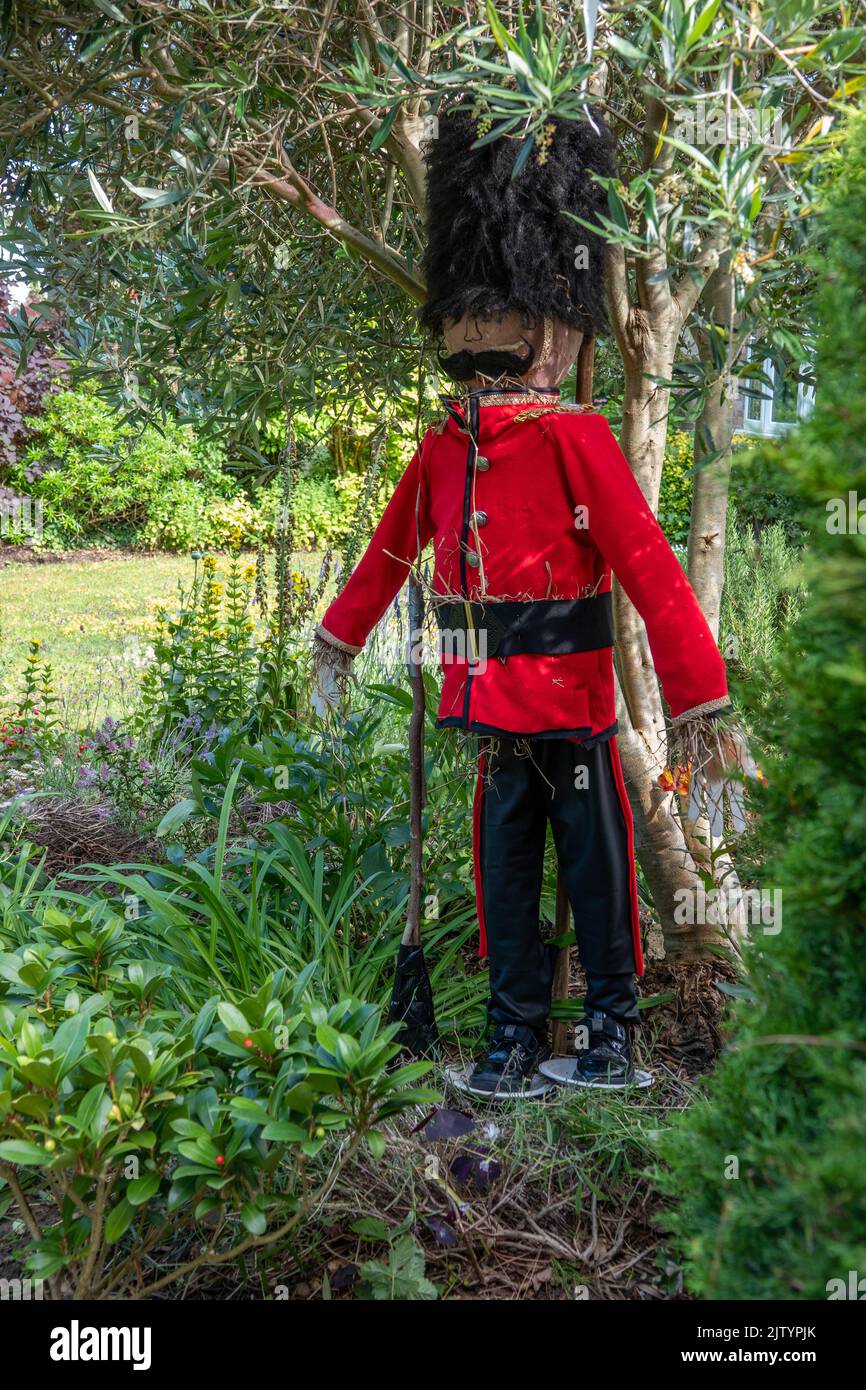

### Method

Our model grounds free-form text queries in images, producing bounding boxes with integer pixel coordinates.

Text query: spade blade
[388,942,438,1056]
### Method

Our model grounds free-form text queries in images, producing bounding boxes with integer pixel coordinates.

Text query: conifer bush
[656,108,866,1299]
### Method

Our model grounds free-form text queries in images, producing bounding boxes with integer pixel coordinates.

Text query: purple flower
[426,1215,458,1249]
[449,1146,502,1194]
[418,1108,476,1143]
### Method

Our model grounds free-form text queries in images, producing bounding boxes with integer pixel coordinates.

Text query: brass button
[472,510,488,527]
[466,550,481,568]
[475,455,490,471]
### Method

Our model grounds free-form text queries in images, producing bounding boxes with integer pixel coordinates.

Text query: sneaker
[465,1023,551,1097]
[573,1010,635,1089]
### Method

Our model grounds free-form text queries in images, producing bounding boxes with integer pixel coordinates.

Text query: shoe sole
[444,1062,554,1101]
[538,1057,655,1090]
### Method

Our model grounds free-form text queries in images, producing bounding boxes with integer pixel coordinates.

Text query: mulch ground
[0,544,151,569]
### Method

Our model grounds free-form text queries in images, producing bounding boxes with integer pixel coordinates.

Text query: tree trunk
[611,319,720,955]
[688,263,736,642]
[675,264,745,937]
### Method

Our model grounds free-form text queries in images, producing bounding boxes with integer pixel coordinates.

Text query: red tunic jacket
[318,387,729,741]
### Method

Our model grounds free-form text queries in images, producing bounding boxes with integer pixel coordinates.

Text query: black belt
[434,593,613,659]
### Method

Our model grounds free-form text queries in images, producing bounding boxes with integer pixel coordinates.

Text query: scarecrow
[313,108,743,1097]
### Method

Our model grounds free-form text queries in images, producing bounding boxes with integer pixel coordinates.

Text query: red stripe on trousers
[605,736,644,976]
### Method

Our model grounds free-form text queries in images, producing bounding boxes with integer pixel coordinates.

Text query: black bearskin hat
[420,108,616,338]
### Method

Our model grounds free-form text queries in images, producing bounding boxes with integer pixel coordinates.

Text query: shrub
[657,430,694,546]
[656,105,866,1299]
[142,479,212,552]
[12,386,235,549]
[258,472,377,550]
[134,550,310,740]
[74,715,214,834]
[656,430,800,550]
[0,638,60,769]
[729,438,806,545]
[720,509,806,707]
[0,904,437,1299]
[206,494,260,550]
[135,553,257,734]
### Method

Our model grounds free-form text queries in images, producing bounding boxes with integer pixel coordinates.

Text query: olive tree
[2,0,862,950]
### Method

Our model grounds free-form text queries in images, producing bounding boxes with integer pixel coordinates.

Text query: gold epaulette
[512,402,593,423]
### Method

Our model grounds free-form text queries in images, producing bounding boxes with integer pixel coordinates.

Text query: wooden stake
[551,335,596,1056]
[402,571,426,949]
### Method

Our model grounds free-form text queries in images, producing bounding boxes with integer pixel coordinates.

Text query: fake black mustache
[438,344,536,382]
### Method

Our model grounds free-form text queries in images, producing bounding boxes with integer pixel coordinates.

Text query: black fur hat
[420,107,616,338]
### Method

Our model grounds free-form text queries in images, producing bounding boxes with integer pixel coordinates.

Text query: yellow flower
[203,555,218,574]
[242,565,256,582]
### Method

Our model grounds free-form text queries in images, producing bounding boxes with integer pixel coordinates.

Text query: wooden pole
[576,334,595,409]
[402,571,426,949]
[551,335,596,1057]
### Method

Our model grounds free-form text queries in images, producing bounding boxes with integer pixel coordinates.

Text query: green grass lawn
[0,549,323,722]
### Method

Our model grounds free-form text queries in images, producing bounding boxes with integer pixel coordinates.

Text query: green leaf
[370,104,399,152]
[87,166,114,214]
[93,0,129,21]
[687,0,722,46]
[127,1172,161,1206]
[77,1083,111,1140]
[315,1023,341,1057]
[53,1011,89,1076]
[485,0,522,57]
[104,1197,136,1244]
[0,1139,49,1166]
[366,1129,387,1159]
[228,1096,270,1124]
[217,1001,250,1036]
[213,763,243,896]
[193,997,219,1048]
[351,1216,390,1240]
[240,1201,267,1236]
[607,33,648,66]
[260,1120,306,1142]
[155,799,198,837]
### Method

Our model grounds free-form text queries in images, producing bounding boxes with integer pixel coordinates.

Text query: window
[740,354,815,437]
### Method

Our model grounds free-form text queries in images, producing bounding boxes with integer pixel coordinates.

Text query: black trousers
[478,737,640,1032]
